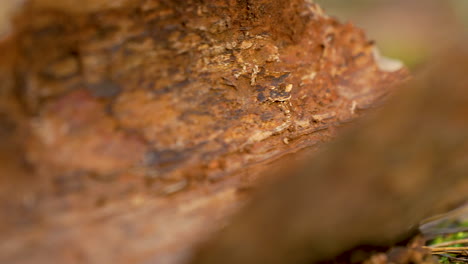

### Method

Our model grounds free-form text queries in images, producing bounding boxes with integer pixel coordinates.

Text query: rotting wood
[0,1,408,264]
[191,44,468,264]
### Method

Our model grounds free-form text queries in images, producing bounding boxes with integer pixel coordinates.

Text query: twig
[422,227,468,239]
[436,253,468,263]
[424,246,468,255]
[427,246,468,252]
[430,239,468,248]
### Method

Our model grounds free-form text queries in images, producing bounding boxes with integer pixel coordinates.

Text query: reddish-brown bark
[192,45,468,264]
[0,1,408,264]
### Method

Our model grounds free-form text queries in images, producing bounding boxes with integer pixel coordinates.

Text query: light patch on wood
[295,119,311,128]
[179,189,237,214]
[240,41,254,50]
[163,180,188,195]
[250,65,260,86]
[301,71,317,81]
[350,100,358,115]
[373,48,404,72]
[0,0,24,39]
[312,112,336,122]
[247,121,291,144]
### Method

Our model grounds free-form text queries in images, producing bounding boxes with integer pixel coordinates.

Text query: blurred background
[317,0,468,68]
[316,0,468,247]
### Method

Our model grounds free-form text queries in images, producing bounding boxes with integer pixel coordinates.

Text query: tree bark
[0,1,408,264]
[192,44,468,264]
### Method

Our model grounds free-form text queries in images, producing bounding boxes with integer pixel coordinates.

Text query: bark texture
[192,44,468,264]
[0,1,407,264]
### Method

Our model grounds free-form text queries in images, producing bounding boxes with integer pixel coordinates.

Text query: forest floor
[317,205,468,264]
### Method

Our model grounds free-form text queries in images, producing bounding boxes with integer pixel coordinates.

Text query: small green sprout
[439,256,450,264]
